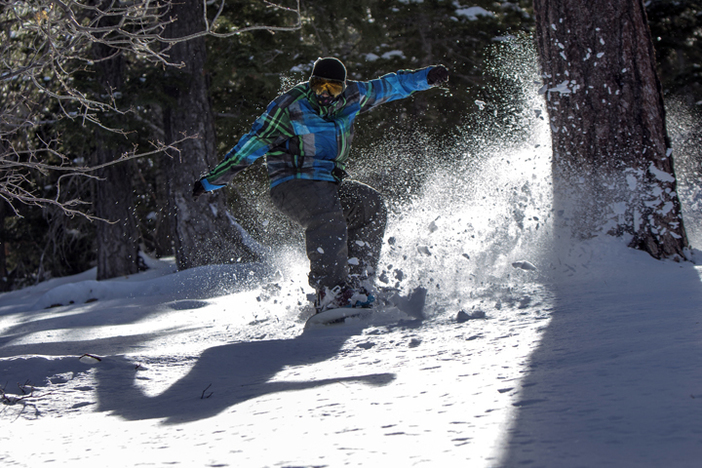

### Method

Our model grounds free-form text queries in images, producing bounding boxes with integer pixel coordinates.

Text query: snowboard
[304,286,427,328]
[305,306,373,327]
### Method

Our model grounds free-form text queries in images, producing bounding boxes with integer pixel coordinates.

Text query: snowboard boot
[314,283,375,314]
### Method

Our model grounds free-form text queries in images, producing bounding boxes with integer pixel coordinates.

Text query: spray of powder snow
[250,37,555,319]
[665,98,702,249]
[361,36,555,316]
[370,36,702,319]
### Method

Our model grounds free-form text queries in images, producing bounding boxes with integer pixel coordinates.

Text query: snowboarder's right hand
[427,65,449,86]
[192,179,206,199]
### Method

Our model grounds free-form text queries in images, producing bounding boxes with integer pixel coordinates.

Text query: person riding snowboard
[193,57,449,313]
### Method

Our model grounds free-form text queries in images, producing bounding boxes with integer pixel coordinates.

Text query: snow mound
[30,263,271,311]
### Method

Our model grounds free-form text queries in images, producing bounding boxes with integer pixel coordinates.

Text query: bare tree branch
[0,0,302,219]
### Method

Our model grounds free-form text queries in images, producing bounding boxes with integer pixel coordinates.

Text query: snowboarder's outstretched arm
[192,92,297,197]
[357,65,449,113]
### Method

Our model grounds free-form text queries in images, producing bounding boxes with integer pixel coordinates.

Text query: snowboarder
[193,57,449,313]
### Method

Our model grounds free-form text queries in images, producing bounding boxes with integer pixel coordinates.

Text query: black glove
[427,65,449,86]
[192,179,206,199]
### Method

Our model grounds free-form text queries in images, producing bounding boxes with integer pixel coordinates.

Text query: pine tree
[162,0,261,269]
[90,6,141,280]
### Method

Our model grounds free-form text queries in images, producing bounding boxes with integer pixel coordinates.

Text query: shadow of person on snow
[93,327,395,424]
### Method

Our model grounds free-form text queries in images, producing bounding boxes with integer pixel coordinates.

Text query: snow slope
[2,209,702,468]
[0,242,542,466]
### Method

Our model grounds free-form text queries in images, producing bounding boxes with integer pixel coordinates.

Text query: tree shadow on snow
[0,299,210,356]
[93,327,395,424]
[498,249,702,468]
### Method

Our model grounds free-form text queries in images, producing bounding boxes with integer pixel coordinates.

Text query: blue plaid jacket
[203,67,433,190]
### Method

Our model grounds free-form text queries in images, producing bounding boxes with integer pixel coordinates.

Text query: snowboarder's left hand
[427,65,449,86]
[192,179,206,199]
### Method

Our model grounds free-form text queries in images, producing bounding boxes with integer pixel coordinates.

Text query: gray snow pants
[270,179,387,291]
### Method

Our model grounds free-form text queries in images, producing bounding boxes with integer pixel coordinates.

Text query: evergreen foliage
[647,0,702,105]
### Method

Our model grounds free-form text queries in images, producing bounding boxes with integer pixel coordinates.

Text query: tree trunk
[152,153,175,259]
[92,29,141,280]
[0,199,8,291]
[162,0,260,270]
[533,0,688,259]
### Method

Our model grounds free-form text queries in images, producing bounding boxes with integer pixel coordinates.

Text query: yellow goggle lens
[310,77,345,97]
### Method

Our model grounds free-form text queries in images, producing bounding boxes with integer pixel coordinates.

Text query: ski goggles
[309,76,346,98]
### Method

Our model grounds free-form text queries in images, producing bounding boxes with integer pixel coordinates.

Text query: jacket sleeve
[357,67,433,114]
[202,100,294,189]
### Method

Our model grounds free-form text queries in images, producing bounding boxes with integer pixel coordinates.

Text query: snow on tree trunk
[533,0,688,259]
[162,0,260,270]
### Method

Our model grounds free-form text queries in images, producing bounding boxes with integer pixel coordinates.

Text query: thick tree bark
[533,0,688,259]
[163,0,260,270]
[92,32,141,280]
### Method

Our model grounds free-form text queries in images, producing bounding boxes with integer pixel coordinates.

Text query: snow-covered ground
[2,230,701,467]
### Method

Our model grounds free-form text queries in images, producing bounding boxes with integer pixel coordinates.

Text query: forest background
[1,0,701,290]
